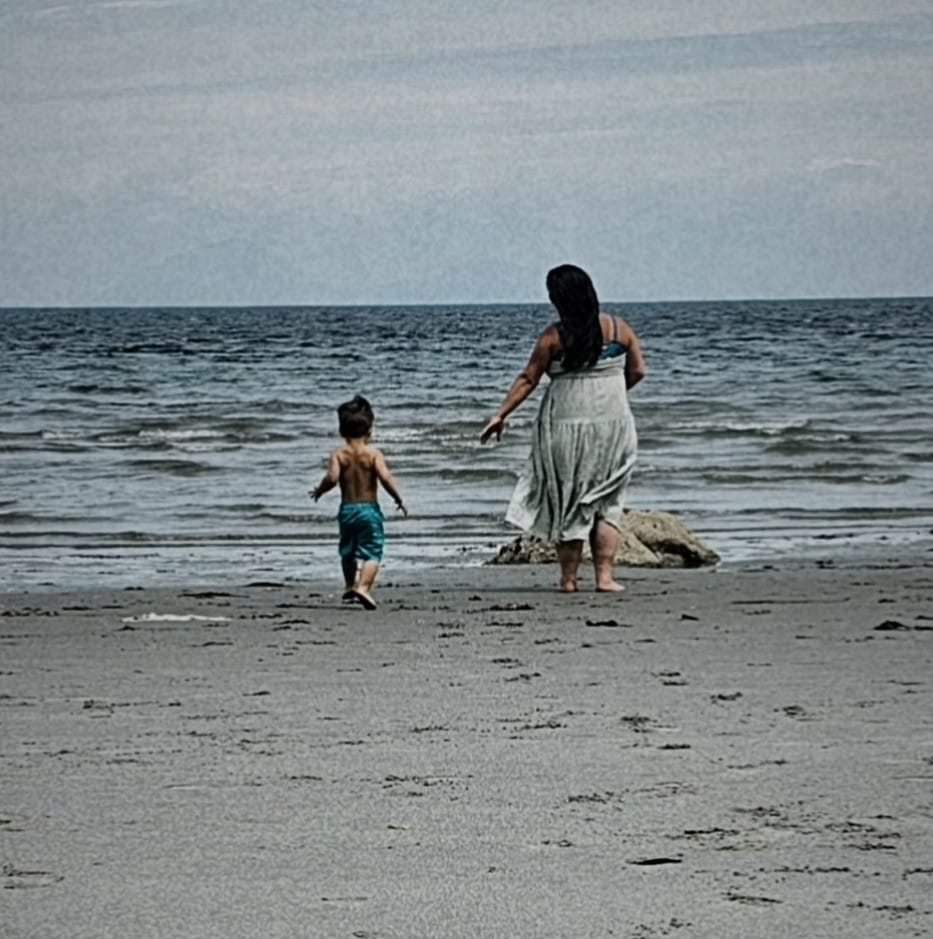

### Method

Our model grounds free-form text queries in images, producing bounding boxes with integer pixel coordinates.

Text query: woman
[481,264,647,593]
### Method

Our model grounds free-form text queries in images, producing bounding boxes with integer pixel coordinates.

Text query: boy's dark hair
[338,395,374,439]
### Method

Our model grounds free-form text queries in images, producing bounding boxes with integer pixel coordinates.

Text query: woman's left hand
[480,416,506,444]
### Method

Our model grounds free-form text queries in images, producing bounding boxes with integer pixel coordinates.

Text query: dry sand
[2,554,933,937]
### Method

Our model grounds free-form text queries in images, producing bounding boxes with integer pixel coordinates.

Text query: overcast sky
[3,1,932,305]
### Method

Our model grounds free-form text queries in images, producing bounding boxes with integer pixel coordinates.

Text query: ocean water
[1,299,931,590]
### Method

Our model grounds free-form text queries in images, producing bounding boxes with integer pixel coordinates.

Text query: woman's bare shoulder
[603,312,638,342]
[538,323,561,347]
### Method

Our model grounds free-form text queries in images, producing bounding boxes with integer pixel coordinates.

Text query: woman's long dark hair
[546,264,602,371]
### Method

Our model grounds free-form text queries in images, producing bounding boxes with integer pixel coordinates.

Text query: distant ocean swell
[2,298,932,589]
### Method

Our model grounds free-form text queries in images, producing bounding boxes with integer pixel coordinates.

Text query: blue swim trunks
[337,502,385,563]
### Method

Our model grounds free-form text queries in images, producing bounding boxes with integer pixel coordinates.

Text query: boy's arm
[374,451,407,515]
[309,451,341,501]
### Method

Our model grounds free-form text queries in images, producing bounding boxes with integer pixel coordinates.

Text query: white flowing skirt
[506,358,637,542]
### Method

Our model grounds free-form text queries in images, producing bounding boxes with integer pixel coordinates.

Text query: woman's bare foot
[557,540,583,595]
[595,580,626,593]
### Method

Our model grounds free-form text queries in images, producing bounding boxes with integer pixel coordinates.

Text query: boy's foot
[351,589,377,611]
[596,580,626,593]
[342,589,356,602]
[559,578,579,593]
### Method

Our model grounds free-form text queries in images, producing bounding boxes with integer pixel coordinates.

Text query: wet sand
[3,555,933,937]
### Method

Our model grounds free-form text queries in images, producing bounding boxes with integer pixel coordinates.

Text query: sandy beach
[3,552,932,938]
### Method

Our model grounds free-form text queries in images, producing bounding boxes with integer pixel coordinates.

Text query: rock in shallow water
[489,510,720,568]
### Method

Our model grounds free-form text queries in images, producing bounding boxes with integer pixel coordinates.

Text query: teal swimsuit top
[554,315,628,367]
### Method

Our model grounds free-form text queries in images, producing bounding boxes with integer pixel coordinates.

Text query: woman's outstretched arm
[480,328,557,443]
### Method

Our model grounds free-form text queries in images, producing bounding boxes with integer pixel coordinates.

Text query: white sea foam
[121,612,230,623]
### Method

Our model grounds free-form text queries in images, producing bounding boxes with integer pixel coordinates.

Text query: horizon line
[1,292,931,311]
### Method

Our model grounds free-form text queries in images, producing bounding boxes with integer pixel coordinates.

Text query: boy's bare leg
[342,558,358,589]
[557,540,583,592]
[592,519,624,592]
[353,561,380,610]
[341,558,358,599]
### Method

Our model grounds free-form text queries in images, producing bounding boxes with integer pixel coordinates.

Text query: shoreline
[3,553,932,936]
[3,528,932,597]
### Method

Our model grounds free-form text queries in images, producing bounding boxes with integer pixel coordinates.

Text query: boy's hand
[309,488,320,502]
[396,501,408,517]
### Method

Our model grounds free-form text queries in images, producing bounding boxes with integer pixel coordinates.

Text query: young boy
[310,395,407,610]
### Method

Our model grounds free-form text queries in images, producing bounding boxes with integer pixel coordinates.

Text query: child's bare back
[334,440,385,505]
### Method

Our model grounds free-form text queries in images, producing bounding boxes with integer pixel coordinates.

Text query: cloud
[358,14,933,83]
[33,0,194,13]
[809,157,882,173]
